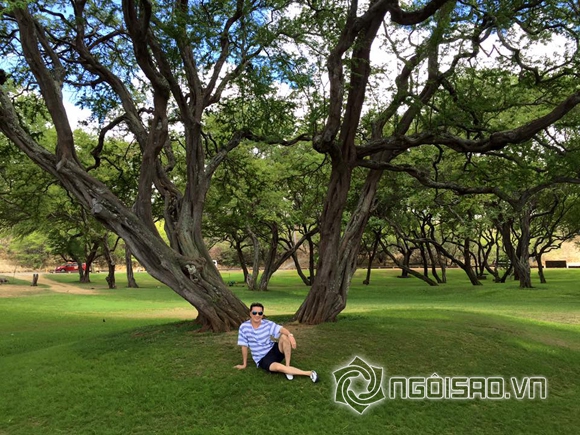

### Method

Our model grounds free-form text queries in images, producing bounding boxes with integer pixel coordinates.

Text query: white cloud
[63,100,91,131]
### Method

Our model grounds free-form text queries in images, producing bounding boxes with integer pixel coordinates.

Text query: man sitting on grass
[234,302,318,382]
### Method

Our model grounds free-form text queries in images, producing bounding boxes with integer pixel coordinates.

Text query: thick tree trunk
[496,217,523,285]
[76,260,85,282]
[498,212,532,288]
[72,256,85,282]
[126,203,250,330]
[129,237,248,331]
[438,227,447,283]
[293,4,388,324]
[491,242,501,282]
[125,246,139,288]
[80,268,90,283]
[294,167,380,324]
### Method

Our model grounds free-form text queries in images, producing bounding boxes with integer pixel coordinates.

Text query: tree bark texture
[295,167,382,323]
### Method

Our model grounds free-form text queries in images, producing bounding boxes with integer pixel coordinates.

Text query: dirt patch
[38,276,101,295]
[0,273,100,297]
[110,308,195,319]
[0,284,46,298]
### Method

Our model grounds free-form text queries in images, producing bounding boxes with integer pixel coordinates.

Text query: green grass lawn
[0,269,579,434]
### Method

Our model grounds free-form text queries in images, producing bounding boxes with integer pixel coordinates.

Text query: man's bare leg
[273,335,319,382]
[269,362,312,377]
[278,334,293,367]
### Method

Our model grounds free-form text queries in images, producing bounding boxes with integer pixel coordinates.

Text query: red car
[54,262,87,273]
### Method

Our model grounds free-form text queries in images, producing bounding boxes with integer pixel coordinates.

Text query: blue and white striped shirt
[237,319,282,365]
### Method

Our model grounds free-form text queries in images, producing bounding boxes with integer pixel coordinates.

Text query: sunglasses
[251,311,263,316]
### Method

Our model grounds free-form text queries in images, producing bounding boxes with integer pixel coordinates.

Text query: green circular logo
[333,356,385,414]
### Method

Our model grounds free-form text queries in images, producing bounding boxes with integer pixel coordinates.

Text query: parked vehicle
[54,262,87,273]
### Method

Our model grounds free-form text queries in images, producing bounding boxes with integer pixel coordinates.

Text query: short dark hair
[249,302,264,312]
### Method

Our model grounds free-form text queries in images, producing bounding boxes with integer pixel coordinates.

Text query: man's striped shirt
[237,319,282,365]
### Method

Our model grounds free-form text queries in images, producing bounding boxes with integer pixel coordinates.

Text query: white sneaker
[285,373,294,381]
[310,370,318,383]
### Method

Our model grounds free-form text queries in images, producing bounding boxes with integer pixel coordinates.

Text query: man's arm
[234,345,248,369]
[279,326,297,349]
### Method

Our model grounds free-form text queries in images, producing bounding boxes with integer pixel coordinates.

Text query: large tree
[0,0,303,331]
[294,0,580,323]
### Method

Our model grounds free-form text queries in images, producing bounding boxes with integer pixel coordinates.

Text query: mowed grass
[0,269,579,435]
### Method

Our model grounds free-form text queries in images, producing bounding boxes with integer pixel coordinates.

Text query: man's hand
[236,345,248,370]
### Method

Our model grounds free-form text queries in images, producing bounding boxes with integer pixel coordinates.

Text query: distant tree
[101,233,122,289]
[1,119,106,279]
[207,142,321,290]
[528,188,580,284]
[5,232,52,270]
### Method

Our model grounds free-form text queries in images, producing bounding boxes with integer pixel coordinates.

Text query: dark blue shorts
[258,343,284,372]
